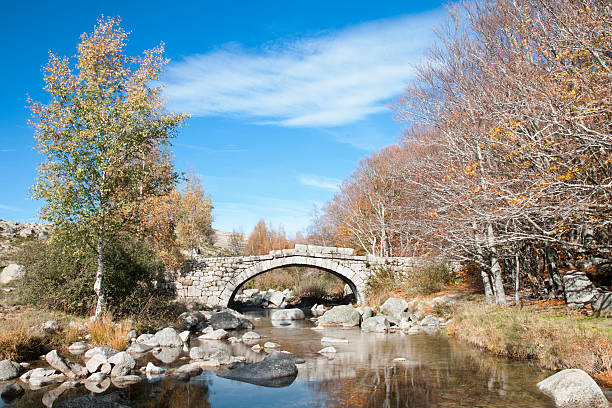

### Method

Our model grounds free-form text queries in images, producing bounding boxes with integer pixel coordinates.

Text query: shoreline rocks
[537,368,609,408]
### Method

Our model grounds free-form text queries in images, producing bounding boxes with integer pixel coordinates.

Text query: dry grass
[447,303,612,374]
[87,314,130,351]
[0,320,48,361]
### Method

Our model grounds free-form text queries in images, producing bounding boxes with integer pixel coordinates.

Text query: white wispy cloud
[298,174,341,191]
[163,10,443,127]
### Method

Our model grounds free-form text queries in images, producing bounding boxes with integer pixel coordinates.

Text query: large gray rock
[361,315,390,332]
[209,311,253,330]
[591,291,612,316]
[268,291,285,307]
[537,368,609,407]
[43,320,59,333]
[420,315,441,326]
[108,352,135,377]
[271,309,305,320]
[1,383,24,401]
[218,351,298,387]
[380,297,410,324]
[86,354,108,374]
[152,347,181,364]
[0,263,25,285]
[0,359,21,381]
[84,347,119,360]
[154,327,182,347]
[45,350,87,379]
[177,311,207,331]
[563,271,597,307]
[318,305,361,327]
[126,343,152,354]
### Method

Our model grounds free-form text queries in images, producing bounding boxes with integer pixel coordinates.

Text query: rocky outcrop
[361,315,390,332]
[218,351,298,387]
[591,291,612,317]
[563,271,598,307]
[537,368,609,408]
[379,297,410,325]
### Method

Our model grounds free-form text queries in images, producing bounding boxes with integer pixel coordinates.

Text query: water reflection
[0,309,588,407]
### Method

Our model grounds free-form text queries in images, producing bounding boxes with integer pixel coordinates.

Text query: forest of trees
[308,0,611,304]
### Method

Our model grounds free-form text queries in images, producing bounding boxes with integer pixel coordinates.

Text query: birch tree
[30,17,186,317]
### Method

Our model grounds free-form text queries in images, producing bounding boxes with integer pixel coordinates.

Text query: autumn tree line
[308,0,611,305]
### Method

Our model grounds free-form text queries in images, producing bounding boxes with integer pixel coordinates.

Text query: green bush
[408,262,453,295]
[17,227,173,317]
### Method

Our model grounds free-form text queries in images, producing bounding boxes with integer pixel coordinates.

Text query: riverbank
[443,300,612,384]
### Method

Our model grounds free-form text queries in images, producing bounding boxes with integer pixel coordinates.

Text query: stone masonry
[172,244,420,307]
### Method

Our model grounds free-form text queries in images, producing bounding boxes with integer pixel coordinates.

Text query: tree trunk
[514,252,521,307]
[94,237,106,318]
[486,222,507,305]
[545,246,564,299]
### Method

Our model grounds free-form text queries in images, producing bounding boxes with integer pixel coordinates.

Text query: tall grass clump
[365,267,406,306]
[87,314,130,351]
[447,304,612,374]
[0,320,48,361]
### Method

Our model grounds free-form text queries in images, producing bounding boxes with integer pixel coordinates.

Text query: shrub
[17,227,174,317]
[407,262,454,296]
[365,267,406,306]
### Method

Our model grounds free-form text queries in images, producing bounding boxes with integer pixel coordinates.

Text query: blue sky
[0,0,446,235]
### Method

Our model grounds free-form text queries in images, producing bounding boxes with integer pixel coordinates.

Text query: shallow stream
[3,309,609,407]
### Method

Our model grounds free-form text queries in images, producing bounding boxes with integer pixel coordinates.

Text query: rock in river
[318,305,361,327]
[537,368,609,408]
[54,391,131,408]
[218,351,298,387]
[271,309,305,320]
[0,359,22,381]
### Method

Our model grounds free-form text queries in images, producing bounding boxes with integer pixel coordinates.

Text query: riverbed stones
[1,383,24,401]
[218,351,298,387]
[85,354,108,374]
[318,346,337,354]
[199,328,229,340]
[361,315,390,332]
[420,315,441,326]
[380,297,410,324]
[108,352,135,377]
[271,308,305,320]
[318,305,361,327]
[242,331,261,340]
[126,343,152,354]
[45,350,87,379]
[0,359,22,380]
[42,320,59,333]
[0,263,25,285]
[154,327,183,347]
[84,347,119,360]
[264,341,280,348]
[321,337,349,344]
[68,342,87,353]
[537,368,609,408]
[54,390,131,408]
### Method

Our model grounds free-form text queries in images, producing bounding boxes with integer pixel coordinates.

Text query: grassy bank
[446,302,612,375]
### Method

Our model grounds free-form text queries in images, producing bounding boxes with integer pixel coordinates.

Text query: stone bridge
[172,244,420,307]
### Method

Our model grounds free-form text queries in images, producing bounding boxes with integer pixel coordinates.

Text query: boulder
[135,333,156,344]
[380,297,410,324]
[242,331,261,340]
[68,342,87,353]
[271,309,305,320]
[318,305,361,327]
[86,354,108,374]
[357,306,373,320]
[1,383,24,401]
[54,391,131,408]
[189,347,207,360]
[111,375,142,388]
[42,320,59,333]
[107,352,135,377]
[20,367,55,382]
[217,351,298,387]
[537,368,609,408]
[199,329,229,340]
[0,359,22,381]
[268,291,285,307]
[591,291,612,317]
[177,311,207,331]
[152,347,181,364]
[126,343,152,354]
[84,347,118,360]
[0,263,25,285]
[562,270,597,307]
[361,315,390,332]
[420,315,441,326]
[86,372,106,384]
[154,327,183,348]
[45,350,87,379]
[173,363,202,378]
[209,311,253,330]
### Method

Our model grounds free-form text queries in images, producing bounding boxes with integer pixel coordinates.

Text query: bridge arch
[221,256,366,307]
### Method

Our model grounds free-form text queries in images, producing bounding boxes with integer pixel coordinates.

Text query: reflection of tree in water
[309,341,554,408]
